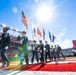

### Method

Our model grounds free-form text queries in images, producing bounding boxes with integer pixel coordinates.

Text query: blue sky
[0,0,76,49]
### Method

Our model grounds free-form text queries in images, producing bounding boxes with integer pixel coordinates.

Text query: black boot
[1,61,6,68]
[6,61,10,67]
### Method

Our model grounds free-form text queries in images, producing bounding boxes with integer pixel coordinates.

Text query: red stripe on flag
[22,19,28,29]
[22,10,28,29]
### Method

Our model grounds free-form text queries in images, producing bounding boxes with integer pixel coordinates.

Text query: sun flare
[36,4,54,23]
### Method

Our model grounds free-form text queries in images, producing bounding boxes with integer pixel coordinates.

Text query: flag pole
[18,7,21,36]
[53,40,55,46]
[32,28,34,41]
[20,7,23,34]
[31,20,34,41]
[20,7,22,32]
[53,34,56,46]
[36,23,39,42]
[37,31,39,43]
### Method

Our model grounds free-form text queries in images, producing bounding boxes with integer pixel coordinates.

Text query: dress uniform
[38,40,44,62]
[45,41,51,61]
[0,27,10,68]
[50,45,54,60]
[57,45,65,60]
[31,40,39,63]
[53,45,57,61]
[17,31,29,65]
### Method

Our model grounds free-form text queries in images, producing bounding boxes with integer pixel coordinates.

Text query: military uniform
[0,32,10,68]
[38,43,44,62]
[17,35,29,65]
[50,46,54,60]
[57,46,65,59]
[45,44,51,61]
[31,41,39,63]
[53,47,57,60]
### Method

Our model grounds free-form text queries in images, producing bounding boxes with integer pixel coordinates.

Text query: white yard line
[0,70,76,75]
[47,60,76,64]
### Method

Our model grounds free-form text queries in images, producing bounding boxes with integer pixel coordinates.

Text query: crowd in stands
[6,49,18,59]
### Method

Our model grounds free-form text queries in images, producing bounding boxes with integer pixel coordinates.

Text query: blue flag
[34,28,36,37]
[52,34,56,42]
[43,28,45,40]
[48,31,51,41]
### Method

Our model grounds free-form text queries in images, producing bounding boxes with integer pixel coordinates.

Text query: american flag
[22,10,28,29]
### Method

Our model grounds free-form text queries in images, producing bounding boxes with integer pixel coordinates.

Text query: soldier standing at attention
[31,40,39,63]
[53,45,57,61]
[57,45,65,60]
[50,45,54,60]
[0,27,10,68]
[38,40,44,62]
[45,41,51,62]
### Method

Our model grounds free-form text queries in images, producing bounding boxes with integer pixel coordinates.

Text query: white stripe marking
[0,70,76,75]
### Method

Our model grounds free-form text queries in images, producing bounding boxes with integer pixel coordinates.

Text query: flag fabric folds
[33,28,36,37]
[32,23,36,37]
[52,34,56,42]
[48,31,56,42]
[48,31,51,41]
[37,27,42,37]
[22,10,28,29]
[43,28,45,40]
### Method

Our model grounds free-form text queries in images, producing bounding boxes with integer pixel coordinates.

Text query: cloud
[44,30,72,49]
[56,39,73,49]
[54,28,72,49]
[56,28,66,41]
[12,7,18,13]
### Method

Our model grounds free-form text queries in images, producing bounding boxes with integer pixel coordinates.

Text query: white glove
[40,50,42,53]
[33,47,35,50]
[20,38,24,44]
[5,46,8,49]
[46,50,48,52]
[20,41,22,44]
